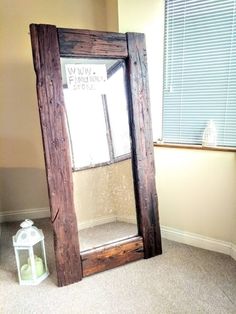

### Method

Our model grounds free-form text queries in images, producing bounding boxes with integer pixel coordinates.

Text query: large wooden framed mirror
[30,24,162,287]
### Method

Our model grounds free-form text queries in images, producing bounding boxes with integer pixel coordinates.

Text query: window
[61,59,131,170]
[163,0,236,147]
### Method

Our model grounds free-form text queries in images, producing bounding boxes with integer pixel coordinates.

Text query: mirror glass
[60,57,138,251]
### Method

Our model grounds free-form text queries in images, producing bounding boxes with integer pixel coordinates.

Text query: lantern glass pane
[18,250,34,281]
[33,242,43,258]
[31,242,46,277]
[18,250,29,266]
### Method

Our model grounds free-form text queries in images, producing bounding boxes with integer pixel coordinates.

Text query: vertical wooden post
[30,24,82,286]
[126,32,162,258]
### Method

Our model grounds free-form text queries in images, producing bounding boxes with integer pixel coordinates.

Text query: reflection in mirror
[60,58,138,251]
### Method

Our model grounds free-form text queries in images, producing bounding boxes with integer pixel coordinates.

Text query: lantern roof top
[12,219,44,247]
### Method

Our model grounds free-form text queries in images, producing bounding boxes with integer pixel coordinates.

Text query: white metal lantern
[12,219,49,285]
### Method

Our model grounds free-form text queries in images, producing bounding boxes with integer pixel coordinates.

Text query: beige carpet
[0,219,236,314]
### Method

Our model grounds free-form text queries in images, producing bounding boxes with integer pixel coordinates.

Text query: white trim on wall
[0,208,235,262]
[0,207,117,231]
[78,216,117,231]
[161,225,236,261]
[0,207,50,223]
[117,216,136,224]
[231,244,236,261]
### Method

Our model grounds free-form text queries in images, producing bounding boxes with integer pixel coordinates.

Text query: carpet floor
[0,219,236,314]
[79,221,137,251]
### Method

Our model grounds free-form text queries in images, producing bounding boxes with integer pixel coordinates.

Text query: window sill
[72,154,131,172]
[153,142,236,153]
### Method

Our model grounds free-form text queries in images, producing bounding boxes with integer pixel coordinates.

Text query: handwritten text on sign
[65,64,107,92]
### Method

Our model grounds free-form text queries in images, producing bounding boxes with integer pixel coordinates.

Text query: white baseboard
[78,215,117,231]
[117,218,236,262]
[0,208,117,230]
[0,207,50,223]
[117,216,136,224]
[231,244,236,261]
[161,225,236,261]
[0,208,235,262]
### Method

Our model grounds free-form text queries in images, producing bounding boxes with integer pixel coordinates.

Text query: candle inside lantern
[21,264,32,280]
[21,255,45,280]
[30,255,45,277]
[28,255,45,277]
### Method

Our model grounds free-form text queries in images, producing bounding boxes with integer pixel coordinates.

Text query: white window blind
[163,0,236,146]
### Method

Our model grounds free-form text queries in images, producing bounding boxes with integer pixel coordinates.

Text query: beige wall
[155,148,236,242]
[233,233,236,246]
[118,0,164,139]
[118,0,236,244]
[231,231,235,246]
[0,0,135,227]
[0,0,109,214]
[105,0,119,32]
[73,159,136,224]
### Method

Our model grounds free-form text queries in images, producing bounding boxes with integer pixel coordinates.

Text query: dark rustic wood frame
[30,24,162,287]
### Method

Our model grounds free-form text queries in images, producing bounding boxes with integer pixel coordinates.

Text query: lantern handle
[20,219,34,229]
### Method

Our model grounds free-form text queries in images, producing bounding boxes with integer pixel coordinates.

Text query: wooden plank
[58,28,128,58]
[126,33,162,258]
[81,236,144,277]
[30,24,82,286]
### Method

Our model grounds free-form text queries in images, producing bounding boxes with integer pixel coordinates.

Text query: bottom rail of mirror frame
[80,236,144,277]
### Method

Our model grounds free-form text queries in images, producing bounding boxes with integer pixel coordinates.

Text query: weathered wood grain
[30,24,162,285]
[30,24,82,286]
[81,237,144,277]
[126,32,162,258]
[58,28,128,58]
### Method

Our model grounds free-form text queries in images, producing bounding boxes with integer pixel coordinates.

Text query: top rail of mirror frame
[58,28,128,58]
